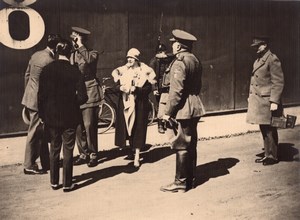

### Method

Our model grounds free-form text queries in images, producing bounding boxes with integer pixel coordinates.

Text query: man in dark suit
[70,27,102,167]
[38,39,88,192]
[21,34,60,174]
[160,29,206,193]
[246,36,284,165]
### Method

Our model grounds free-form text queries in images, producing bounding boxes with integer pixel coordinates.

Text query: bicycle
[98,77,156,134]
[98,77,116,134]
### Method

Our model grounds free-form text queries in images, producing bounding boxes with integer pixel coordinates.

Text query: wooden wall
[0,0,299,135]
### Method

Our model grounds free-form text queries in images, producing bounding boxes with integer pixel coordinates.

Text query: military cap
[170,29,197,42]
[70,26,91,38]
[250,36,269,47]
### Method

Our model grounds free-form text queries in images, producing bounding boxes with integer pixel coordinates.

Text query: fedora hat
[251,36,270,47]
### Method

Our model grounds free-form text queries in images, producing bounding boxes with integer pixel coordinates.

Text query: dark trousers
[259,124,278,160]
[48,126,76,187]
[175,117,200,187]
[24,109,49,170]
[76,107,99,159]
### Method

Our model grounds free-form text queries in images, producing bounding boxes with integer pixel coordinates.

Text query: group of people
[22,27,103,192]
[21,26,285,193]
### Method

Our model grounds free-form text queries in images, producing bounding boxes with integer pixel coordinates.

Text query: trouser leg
[259,124,278,160]
[82,107,99,159]
[24,110,41,169]
[39,125,50,170]
[76,114,88,159]
[48,127,62,185]
[62,128,76,187]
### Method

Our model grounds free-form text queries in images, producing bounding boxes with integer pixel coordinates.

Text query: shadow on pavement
[72,145,173,190]
[73,163,139,190]
[278,143,299,162]
[255,143,299,162]
[141,145,174,164]
[195,158,240,188]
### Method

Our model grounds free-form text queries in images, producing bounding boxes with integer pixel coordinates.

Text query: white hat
[126,48,140,61]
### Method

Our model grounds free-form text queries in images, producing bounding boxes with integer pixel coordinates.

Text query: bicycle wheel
[147,100,155,125]
[98,102,116,134]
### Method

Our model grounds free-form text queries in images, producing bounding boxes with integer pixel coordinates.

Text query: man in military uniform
[160,29,206,192]
[149,43,173,133]
[70,27,102,167]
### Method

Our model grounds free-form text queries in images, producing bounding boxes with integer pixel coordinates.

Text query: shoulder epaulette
[176,53,184,61]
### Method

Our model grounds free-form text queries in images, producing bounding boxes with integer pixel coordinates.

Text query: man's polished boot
[160,180,186,192]
[160,150,190,193]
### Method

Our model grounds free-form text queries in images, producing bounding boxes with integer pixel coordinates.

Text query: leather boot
[160,150,189,193]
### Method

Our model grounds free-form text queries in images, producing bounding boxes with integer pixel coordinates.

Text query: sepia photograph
[0,0,299,219]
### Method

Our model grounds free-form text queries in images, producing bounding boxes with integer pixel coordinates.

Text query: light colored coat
[246,50,284,124]
[21,48,54,111]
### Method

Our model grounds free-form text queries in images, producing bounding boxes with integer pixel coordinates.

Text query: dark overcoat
[246,50,284,125]
[38,60,88,128]
[114,81,152,149]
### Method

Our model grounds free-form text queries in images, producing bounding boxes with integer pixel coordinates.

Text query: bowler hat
[251,36,269,47]
[70,26,91,38]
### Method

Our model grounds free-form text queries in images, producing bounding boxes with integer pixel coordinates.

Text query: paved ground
[0,106,299,219]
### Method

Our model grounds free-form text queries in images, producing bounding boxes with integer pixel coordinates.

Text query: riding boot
[175,150,190,188]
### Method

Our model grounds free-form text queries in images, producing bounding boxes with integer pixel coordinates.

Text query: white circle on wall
[0,7,45,49]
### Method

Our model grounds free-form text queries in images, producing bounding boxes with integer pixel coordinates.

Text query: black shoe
[73,157,87,166]
[160,182,186,193]
[255,157,268,163]
[87,158,98,167]
[51,184,60,190]
[263,158,278,166]
[63,184,77,192]
[158,126,165,134]
[24,167,45,175]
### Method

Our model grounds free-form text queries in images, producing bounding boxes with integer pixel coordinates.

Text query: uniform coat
[164,49,205,189]
[70,45,100,159]
[165,51,206,119]
[246,50,284,125]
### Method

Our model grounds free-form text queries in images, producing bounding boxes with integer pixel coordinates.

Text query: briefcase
[286,114,297,128]
[271,114,297,129]
[271,116,287,128]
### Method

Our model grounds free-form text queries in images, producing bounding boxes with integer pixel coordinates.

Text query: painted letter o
[0,7,45,49]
